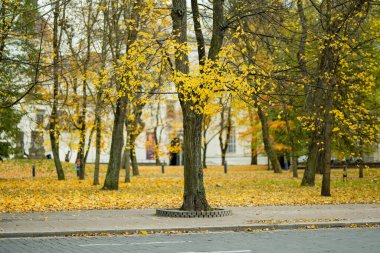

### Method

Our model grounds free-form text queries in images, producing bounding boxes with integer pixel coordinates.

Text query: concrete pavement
[0,204,379,238]
[1,228,380,253]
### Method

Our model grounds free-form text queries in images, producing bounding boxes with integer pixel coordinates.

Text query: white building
[16,98,269,166]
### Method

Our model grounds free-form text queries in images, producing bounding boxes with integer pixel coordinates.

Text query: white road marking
[79,240,192,247]
[178,250,252,253]
[130,240,192,245]
[79,243,124,247]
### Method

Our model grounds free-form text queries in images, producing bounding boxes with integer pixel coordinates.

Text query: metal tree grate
[156,208,232,218]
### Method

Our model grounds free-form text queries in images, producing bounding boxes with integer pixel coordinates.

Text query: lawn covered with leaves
[0,160,379,213]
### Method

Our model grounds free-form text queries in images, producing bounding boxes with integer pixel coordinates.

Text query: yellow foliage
[0,160,379,213]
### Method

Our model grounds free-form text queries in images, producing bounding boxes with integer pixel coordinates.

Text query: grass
[0,159,379,213]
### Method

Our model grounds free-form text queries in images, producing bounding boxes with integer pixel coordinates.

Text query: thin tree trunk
[129,133,139,176]
[122,133,131,183]
[359,160,364,178]
[321,92,333,196]
[317,0,335,195]
[202,142,208,169]
[93,3,107,186]
[154,126,160,165]
[297,0,318,185]
[78,79,87,180]
[93,109,101,185]
[84,125,95,163]
[256,104,282,173]
[321,70,334,196]
[219,104,232,166]
[50,0,64,181]
[282,102,298,177]
[301,133,318,186]
[153,102,161,165]
[248,108,257,165]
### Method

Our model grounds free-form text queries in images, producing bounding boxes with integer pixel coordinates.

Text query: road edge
[1,221,379,238]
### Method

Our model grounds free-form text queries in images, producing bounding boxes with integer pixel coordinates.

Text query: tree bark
[93,106,101,185]
[153,102,162,165]
[321,88,333,196]
[122,134,131,183]
[78,79,87,180]
[256,104,282,173]
[181,106,210,210]
[219,102,232,165]
[83,125,95,163]
[359,147,364,178]
[50,0,65,181]
[248,108,257,165]
[103,96,127,190]
[282,102,298,177]
[129,133,139,176]
[202,142,208,169]
[301,133,318,186]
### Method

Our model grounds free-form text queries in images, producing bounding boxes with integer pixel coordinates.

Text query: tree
[102,0,143,190]
[49,0,65,180]
[218,95,233,166]
[0,0,40,108]
[171,0,226,210]
[298,0,379,196]
[0,108,22,157]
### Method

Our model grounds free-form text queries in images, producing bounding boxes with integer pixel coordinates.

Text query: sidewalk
[1,204,379,238]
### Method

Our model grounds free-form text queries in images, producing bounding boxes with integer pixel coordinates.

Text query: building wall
[24,101,380,166]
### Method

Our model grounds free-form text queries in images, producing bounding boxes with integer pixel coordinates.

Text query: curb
[1,221,379,238]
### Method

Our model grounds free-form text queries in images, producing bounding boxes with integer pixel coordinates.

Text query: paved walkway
[0,204,379,238]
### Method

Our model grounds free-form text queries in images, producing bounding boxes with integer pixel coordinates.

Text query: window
[146,132,156,160]
[166,100,176,119]
[36,110,45,125]
[227,127,236,153]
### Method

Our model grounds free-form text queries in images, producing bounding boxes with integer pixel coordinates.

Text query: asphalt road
[0,228,379,253]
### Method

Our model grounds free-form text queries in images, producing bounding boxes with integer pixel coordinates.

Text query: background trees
[1,0,379,204]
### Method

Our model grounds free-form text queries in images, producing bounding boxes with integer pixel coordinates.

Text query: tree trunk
[359,161,364,178]
[251,153,257,165]
[297,0,317,185]
[248,108,257,165]
[291,155,298,178]
[103,96,127,190]
[153,102,161,165]
[180,107,210,211]
[301,132,318,186]
[122,135,131,183]
[129,133,139,176]
[282,98,298,177]
[321,95,333,196]
[202,142,208,169]
[321,77,334,196]
[256,104,282,173]
[154,126,160,165]
[78,80,86,180]
[93,4,106,186]
[50,0,64,181]
[219,104,232,166]
[84,126,95,164]
[93,108,101,185]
